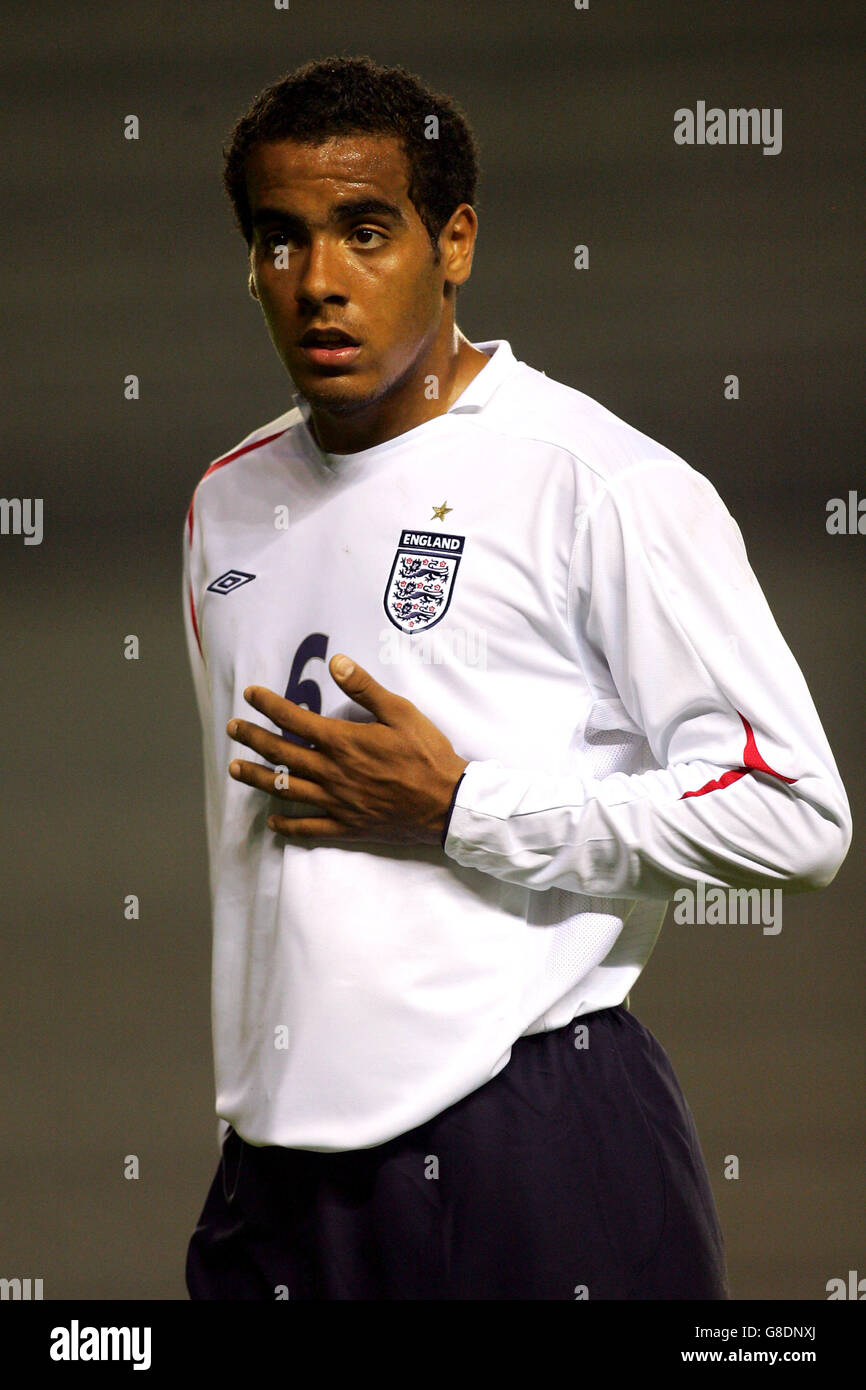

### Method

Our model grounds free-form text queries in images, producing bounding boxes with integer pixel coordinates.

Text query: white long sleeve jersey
[182,338,851,1151]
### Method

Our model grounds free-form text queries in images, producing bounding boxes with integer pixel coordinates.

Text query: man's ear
[248,272,259,301]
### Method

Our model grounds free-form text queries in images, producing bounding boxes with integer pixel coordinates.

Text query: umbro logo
[207,569,256,595]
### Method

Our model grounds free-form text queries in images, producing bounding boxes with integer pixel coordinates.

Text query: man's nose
[294,237,348,307]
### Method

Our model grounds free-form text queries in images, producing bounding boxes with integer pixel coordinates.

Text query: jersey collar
[290,338,517,436]
[446,338,517,413]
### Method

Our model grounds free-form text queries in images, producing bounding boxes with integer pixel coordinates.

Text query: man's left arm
[441,458,852,900]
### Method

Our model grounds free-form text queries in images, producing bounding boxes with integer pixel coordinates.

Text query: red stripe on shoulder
[185,427,289,542]
[680,712,797,800]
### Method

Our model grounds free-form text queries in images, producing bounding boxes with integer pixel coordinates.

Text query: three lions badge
[384,529,465,633]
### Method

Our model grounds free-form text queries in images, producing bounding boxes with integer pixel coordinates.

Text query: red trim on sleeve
[681,713,797,800]
[189,581,202,659]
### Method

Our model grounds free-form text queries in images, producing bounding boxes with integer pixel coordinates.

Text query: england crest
[384,529,465,633]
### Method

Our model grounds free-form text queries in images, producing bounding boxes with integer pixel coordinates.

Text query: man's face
[245,134,460,419]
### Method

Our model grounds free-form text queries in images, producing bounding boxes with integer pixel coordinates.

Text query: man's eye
[350,227,385,247]
[265,232,294,250]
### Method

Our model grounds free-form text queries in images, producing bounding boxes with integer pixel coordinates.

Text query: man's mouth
[297,328,362,368]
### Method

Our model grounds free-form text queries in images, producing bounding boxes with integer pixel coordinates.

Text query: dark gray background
[1,0,862,1299]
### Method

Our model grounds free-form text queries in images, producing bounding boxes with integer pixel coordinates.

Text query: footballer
[183,56,851,1299]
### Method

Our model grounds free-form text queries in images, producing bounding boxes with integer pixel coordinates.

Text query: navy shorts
[186,1005,729,1299]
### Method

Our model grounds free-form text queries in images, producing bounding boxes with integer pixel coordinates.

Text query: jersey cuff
[440,771,468,849]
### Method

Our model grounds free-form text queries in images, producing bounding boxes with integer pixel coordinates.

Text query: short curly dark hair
[222,55,481,262]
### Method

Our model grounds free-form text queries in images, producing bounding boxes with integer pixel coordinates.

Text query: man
[183,56,851,1300]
